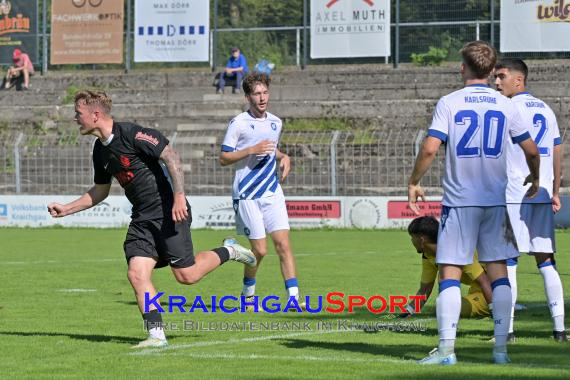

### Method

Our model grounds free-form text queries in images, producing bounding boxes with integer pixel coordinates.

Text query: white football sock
[287,286,299,299]
[437,282,461,355]
[285,278,299,300]
[242,284,255,297]
[492,281,512,351]
[149,327,166,340]
[242,276,256,297]
[507,264,518,334]
[228,246,237,259]
[539,264,566,332]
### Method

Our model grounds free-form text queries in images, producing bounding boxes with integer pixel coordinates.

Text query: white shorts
[436,206,519,265]
[507,203,555,254]
[233,190,290,240]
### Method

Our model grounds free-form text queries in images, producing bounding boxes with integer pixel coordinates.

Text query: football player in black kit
[48,90,256,348]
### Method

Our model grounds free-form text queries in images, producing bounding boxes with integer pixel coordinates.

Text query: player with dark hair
[48,90,256,348]
[495,58,567,342]
[220,73,304,310]
[403,216,492,319]
[408,41,540,365]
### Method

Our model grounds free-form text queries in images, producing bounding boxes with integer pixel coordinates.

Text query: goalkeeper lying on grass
[402,216,492,319]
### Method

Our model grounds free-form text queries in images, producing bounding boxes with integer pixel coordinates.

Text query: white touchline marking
[294,251,379,257]
[134,351,570,369]
[58,289,97,293]
[130,331,570,370]
[129,319,570,369]
[143,351,409,364]
[130,329,345,355]
[131,318,436,356]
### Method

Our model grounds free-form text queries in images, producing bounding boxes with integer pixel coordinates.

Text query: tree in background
[215,0,303,69]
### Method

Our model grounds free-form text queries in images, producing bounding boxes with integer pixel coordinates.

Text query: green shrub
[411,46,448,66]
[61,85,81,105]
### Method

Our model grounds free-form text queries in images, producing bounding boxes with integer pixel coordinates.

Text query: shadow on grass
[0,331,141,345]
[280,338,570,372]
[281,338,422,359]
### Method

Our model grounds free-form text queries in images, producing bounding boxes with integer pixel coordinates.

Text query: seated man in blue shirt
[217,47,248,94]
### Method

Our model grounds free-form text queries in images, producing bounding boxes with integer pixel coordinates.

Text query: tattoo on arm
[160,145,185,194]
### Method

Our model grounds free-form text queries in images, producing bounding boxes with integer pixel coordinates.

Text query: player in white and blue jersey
[220,73,303,309]
[408,41,541,365]
[495,58,567,342]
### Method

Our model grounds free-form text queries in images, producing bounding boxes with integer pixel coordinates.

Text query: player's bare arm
[47,183,111,217]
[400,281,434,318]
[276,148,291,181]
[159,144,188,223]
[408,136,442,215]
[474,272,493,304]
[219,139,276,166]
[553,144,562,213]
[518,138,541,198]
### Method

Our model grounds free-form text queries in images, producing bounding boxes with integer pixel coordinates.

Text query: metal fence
[4,0,568,73]
[0,129,445,196]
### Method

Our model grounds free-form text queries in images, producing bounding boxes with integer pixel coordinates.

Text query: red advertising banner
[387,201,441,219]
[286,201,341,219]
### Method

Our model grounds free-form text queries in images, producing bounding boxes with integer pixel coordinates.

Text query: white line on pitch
[144,351,409,365]
[130,329,346,355]
[131,318,436,356]
[132,347,570,370]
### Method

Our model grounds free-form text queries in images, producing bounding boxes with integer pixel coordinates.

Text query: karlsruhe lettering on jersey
[51,0,124,64]
[506,92,561,204]
[501,0,570,52]
[310,0,390,58]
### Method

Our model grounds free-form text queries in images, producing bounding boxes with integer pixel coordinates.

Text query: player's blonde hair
[74,90,112,115]
[460,41,497,79]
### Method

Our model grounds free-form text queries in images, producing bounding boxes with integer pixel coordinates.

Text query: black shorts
[124,217,195,268]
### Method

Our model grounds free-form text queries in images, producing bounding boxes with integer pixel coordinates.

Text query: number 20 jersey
[427,84,531,207]
[506,92,561,204]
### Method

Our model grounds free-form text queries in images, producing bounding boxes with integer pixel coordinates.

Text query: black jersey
[92,122,174,221]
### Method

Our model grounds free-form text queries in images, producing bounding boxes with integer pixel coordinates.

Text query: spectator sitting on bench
[3,48,34,91]
[217,47,248,94]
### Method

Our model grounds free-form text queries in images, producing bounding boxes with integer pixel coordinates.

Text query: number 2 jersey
[427,84,531,207]
[221,111,283,200]
[506,92,561,204]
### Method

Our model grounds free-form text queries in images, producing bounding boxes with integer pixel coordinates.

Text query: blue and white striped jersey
[221,111,282,200]
[506,92,561,204]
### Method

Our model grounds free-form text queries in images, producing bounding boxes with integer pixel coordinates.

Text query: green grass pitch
[1,228,569,379]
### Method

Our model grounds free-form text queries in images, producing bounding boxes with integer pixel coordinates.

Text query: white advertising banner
[500,0,570,52]
[0,196,446,229]
[134,0,209,62]
[5,195,570,228]
[0,196,132,228]
[310,0,391,58]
